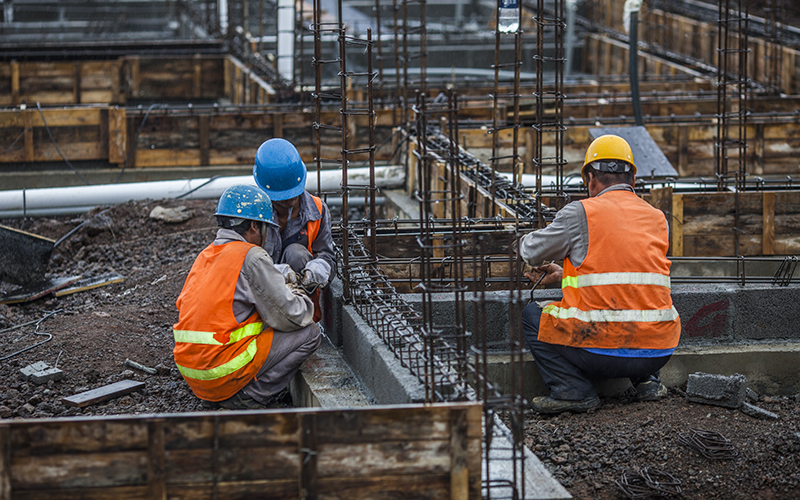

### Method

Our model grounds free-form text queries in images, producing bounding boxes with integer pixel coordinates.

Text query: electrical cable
[114,103,166,184]
[36,102,93,185]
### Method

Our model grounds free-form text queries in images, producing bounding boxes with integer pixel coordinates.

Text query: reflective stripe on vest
[561,272,671,289]
[177,337,258,381]
[543,304,680,323]
[173,322,263,345]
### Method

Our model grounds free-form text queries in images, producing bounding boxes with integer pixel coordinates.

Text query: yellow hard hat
[581,135,636,184]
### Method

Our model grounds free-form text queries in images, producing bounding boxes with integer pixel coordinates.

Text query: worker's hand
[274,263,299,284]
[524,262,563,287]
[302,259,331,288]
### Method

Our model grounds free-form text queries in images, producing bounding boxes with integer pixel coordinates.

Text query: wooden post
[108,106,127,165]
[0,426,9,500]
[193,54,203,99]
[450,409,469,500]
[129,56,140,99]
[678,125,688,176]
[147,419,166,500]
[11,61,19,106]
[754,123,765,175]
[763,192,775,255]
[23,109,34,162]
[299,414,318,500]
[273,112,283,138]
[671,193,683,257]
[199,115,210,166]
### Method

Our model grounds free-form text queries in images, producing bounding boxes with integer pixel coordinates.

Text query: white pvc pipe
[0,166,405,218]
[276,0,295,81]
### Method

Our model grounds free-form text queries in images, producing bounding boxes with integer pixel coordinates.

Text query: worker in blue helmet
[253,138,336,322]
[173,184,321,410]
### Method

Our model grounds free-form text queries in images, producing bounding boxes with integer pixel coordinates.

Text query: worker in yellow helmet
[516,135,681,414]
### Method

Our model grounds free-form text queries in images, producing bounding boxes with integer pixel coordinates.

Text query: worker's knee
[281,243,313,272]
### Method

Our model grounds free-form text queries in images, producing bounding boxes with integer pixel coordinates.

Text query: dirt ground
[1,198,799,499]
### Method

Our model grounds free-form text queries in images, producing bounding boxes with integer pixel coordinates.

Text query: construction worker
[173,184,320,410]
[253,138,336,321]
[517,134,681,414]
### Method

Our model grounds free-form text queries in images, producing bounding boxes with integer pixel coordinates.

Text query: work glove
[301,259,331,289]
[274,263,299,284]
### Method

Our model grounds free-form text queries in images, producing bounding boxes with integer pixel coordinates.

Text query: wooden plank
[62,380,146,408]
[193,55,202,99]
[316,474,450,500]
[13,486,148,500]
[671,193,683,257]
[763,192,776,255]
[129,56,140,98]
[165,447,299,483]
[301,413,318,500]
[10,420,148,456]
[11,451,147,489]
[147,420,166,500]
[0,276,82,305]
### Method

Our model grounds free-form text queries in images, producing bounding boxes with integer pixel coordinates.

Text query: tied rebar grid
[412,91,471,403]
[714,0,749,256]
[413,92,528,499]
[763,0,785,95]
[339,26,380,294]
[423,129,554,223]
[533,0,568,226]
[489,0,524,218]
[312,0,346,287]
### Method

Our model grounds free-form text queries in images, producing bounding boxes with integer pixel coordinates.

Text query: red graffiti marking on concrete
[684,300,729,338]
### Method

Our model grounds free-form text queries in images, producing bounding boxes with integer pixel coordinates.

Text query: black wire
[175,175,222,199]
[36,102,92,185]
[114,103,166,184]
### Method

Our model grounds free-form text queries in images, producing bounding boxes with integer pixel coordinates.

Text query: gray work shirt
[263,191,337,284]
[519,184,644,268]
[214,228,314,332]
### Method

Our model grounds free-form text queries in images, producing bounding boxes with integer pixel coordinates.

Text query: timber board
[0,403,481,500]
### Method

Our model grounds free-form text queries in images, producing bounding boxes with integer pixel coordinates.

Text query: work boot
[531,395,601,414]
[200,399,220,410]
[219,392,267,410]
[635,381,668,402]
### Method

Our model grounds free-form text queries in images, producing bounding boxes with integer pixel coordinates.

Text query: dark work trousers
[521,302,671,401]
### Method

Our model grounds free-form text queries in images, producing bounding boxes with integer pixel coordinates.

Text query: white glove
[302,259,331,288]
[274,263,298,284]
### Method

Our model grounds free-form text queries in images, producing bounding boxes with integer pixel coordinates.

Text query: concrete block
[740,402,779,420]
[30,368,64,385]
[686,372,747,408]
[20,362,50,381]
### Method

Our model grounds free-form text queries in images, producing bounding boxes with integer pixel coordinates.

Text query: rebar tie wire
[677,427,738,460]
[616,468,682,499]
[0,309,62,362]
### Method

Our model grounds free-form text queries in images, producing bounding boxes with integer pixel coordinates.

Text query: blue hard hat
[215,184,278,225]
[253,138,307,201]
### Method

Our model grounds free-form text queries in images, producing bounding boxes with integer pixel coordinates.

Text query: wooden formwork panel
[641,9,800,95]
[650,188,800,257]
[0,403,481,500]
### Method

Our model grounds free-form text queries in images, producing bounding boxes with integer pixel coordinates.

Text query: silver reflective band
[543,305,680,323]
[562,272,670,289]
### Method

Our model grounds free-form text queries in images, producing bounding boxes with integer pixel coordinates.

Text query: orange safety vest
[539,190,681,350]
[173,241,274,401]
[306,195,323,322]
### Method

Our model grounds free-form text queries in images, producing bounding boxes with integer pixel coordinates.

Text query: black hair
[216,216,252,236]
[584,164,634,186]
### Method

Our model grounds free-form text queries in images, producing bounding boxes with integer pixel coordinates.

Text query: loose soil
[1,199,799,499]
